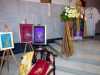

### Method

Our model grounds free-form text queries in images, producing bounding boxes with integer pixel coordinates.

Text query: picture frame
[0,32,14,51]
[32,25,47,45]
[20,24,33,43]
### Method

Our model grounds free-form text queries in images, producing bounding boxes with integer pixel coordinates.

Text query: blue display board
[0,32,14,50]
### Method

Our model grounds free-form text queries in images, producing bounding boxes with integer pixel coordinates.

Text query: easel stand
[0,49,18,74]
[0,25,18,74]
[23,41,34,54]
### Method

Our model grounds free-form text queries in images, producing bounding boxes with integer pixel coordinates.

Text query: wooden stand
[0,49,18,74]
[23,41,34,54]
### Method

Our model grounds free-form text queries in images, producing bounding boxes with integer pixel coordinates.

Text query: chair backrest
[32,48,53,64]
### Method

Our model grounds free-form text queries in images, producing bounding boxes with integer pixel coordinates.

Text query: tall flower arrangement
[60,6,78,57]
[61,0,86,57]
[60,6,80,22]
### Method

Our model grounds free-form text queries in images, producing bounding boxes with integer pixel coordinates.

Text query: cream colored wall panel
[22,0,40,3]
[52,0,66,5]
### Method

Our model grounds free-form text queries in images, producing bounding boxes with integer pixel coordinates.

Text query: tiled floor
[50,39,100,75]
[1,39,100,75]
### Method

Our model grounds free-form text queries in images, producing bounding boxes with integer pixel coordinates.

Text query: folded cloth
[28,59,51,75]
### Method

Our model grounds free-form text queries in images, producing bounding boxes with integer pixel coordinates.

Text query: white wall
[0,0,64,43]
[20,0,100,36]
[0,0,99,43]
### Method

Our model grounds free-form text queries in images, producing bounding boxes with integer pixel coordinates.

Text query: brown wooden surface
[40,0,51,3]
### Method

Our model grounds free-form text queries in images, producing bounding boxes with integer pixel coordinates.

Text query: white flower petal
[65,13,68,16]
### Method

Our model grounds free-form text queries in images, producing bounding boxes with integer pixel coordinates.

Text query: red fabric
[28,59,50,75]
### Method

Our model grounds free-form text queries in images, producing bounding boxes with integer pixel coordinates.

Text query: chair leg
[53,56,55,75]
[0,51,6,74]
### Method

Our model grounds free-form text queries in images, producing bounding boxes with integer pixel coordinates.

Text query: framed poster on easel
[0,32,14,51]
[0,31,18,73]
[19,24,33,54]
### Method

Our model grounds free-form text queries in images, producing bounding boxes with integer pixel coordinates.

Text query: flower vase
[62,20,74,57]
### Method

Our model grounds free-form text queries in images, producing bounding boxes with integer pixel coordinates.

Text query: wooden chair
[19,47,56,75]
[30,48,56,75]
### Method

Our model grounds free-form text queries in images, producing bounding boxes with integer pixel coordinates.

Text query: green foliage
[60,9,69,22]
